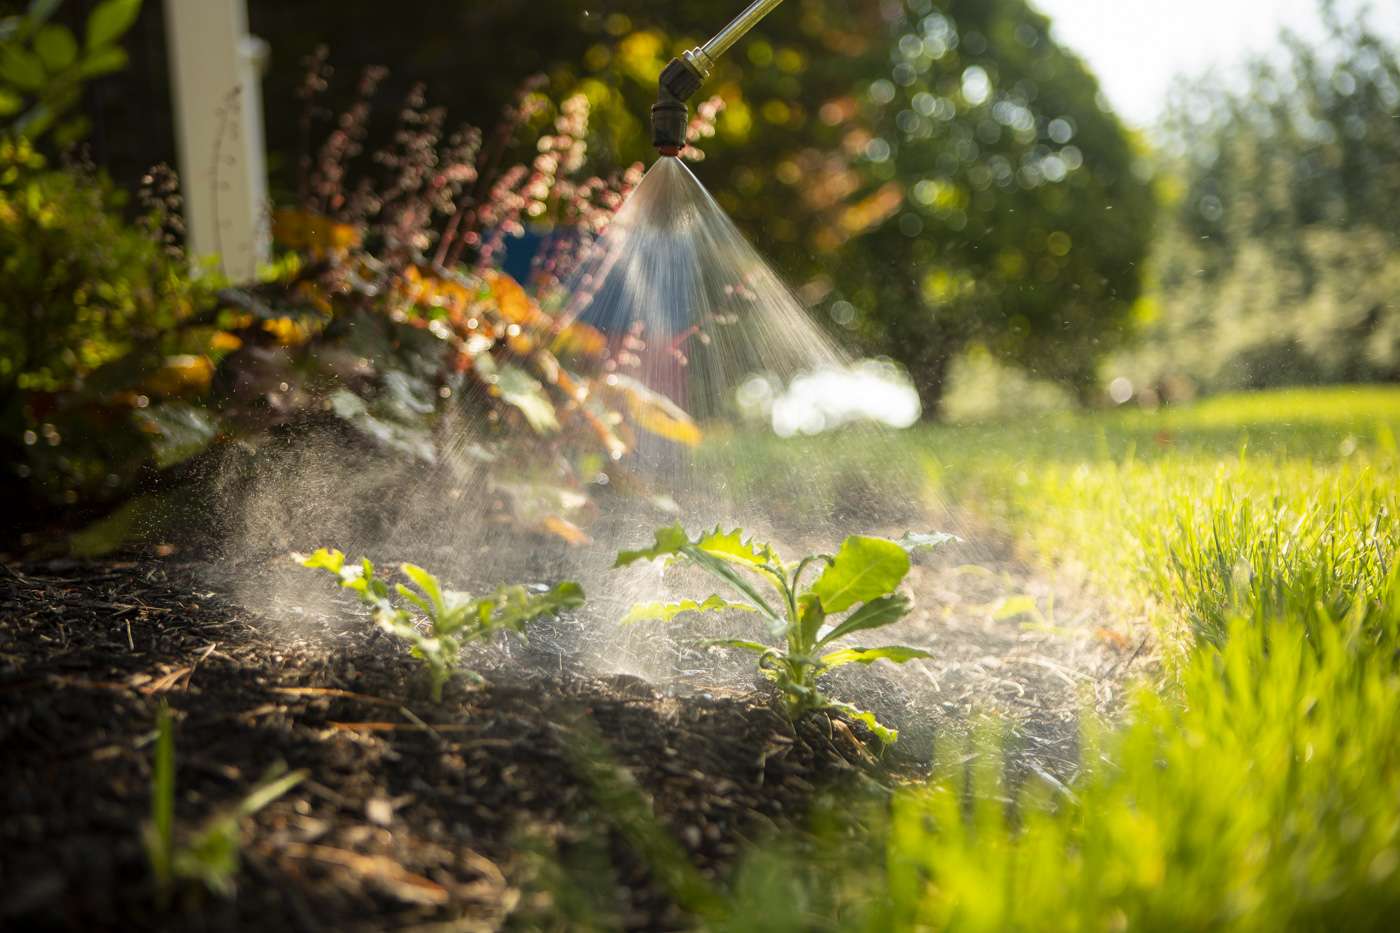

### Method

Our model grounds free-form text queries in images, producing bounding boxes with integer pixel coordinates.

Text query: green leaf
[85,0,141,52]
[492,363,559,433]
[394,582,434,617]
[232,766,307,820]
[145,702,175,899]
[174,817,239,897]
[329,389,436,462]
[134,402,221,468]
[480,581,585,632]
[400,563,447,618]
[683,548,786,623]
[0,46,46,91]
[76,44,126,77]
[897,531,960,553]
[817,593,912,647]
[797,593,826,647]
[0,87,21,115]
[808,535,910,614]
[693,526,779,568]
[177,766,305,897]
[614,523,691,567]
[699,638,774,655]
[622,595,756,624]
[826,699,899,744]
[992,594,1040,621]
[819,644,931,670]
[33,23,76,71]
[298,547,345,575]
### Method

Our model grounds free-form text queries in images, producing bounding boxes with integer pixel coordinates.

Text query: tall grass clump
[515,389,1400,927]
[674,389,1400,929]
[742,598,1400,931]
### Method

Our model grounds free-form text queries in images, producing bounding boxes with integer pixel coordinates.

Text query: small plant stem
[149,702,175,907]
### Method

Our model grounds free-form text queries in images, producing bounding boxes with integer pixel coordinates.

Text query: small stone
[366,797,394,826]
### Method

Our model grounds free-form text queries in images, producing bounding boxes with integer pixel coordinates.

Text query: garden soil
[1,545,1145,931]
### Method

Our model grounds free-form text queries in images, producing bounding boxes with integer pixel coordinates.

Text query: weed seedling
[297,549,584,700]
[616,525,955,743]
[144,703,306,906]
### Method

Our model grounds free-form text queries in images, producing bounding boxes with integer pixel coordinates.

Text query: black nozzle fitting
[652,57,704,156]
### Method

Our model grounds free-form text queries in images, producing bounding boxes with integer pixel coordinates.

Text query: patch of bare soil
[0,540,1148,930]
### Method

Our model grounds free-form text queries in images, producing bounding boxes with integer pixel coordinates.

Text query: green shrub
[1,0,142,145]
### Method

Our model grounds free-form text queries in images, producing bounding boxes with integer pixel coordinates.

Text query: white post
[163,0,270,281]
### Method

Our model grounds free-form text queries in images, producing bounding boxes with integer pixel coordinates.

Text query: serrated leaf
[808,535,910,614]
[897,531,960,553]
[816,593,911,647]
[297,548,345,575]
[85,0,140,51]
[614,523,690,567]
[693,526,779,568]
[819,644,930,670]
[622,595,756,625]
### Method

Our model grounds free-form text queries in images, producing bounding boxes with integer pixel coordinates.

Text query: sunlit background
[1037,0,1399,125]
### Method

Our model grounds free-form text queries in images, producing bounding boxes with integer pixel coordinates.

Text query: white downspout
[162,0,270,281]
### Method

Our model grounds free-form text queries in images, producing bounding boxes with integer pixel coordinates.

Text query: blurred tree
[724,0,1153,413]
[1121,1,1400,396]
[60,0,1150,417]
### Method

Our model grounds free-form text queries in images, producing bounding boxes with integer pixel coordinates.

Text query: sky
[1028,0,1400,127]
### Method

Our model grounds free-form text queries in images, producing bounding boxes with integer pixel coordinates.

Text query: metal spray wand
[651,0,788,156]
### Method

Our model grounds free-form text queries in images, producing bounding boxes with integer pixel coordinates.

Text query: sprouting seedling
[615,525,957,744]
[297,548,584,701]
[144,703,306,907]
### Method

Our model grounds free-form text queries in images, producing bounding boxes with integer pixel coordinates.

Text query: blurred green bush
[1114,7,1400,401]
[2,59,699,553]
[1,0,140,145]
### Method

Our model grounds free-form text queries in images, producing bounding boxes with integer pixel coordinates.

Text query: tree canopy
[241,0,1155,416]
[1121,4,1400,396]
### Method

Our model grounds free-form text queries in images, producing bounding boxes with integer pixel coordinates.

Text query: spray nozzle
[652,56,706,157]
[651,2,788,157]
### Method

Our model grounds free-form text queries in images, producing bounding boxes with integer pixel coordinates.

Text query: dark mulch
[0,560,888,931]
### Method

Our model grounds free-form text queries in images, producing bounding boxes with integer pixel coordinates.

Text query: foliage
[200,1,1155,417]
[608,387,1400,929]
[804,0,1154,410]
[615,524,954,742]
[0,0,140,145]
[144,703,307,907]
[0,142,216,514]
[298,547,584,700]
[5,67,704,546]
[555,0,1153,412]
[1118,4,1400,398]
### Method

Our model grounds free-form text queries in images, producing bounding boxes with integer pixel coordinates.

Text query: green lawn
[697,386,1400,930]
